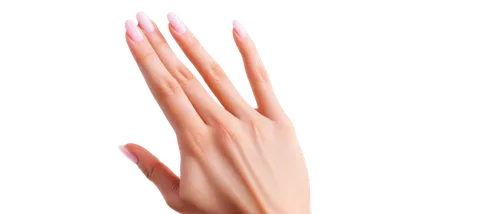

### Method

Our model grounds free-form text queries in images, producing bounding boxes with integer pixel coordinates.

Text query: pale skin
[120,12,310,214]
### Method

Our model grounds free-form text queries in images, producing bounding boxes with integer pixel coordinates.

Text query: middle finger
[136,12,230,124]
[166,12,255,119]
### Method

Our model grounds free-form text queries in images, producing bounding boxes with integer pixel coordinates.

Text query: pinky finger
[231,18,288,120]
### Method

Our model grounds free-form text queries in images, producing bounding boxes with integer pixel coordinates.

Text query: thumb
[118,143,184,211]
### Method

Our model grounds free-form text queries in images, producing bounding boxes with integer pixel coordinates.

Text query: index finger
[125,20,205,131]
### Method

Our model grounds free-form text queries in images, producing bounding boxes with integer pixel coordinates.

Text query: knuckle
[248,66,270,86]
[141,161,161,181]
[202,61,227,86]
[172,66,195,85]
[181,128,209,156]
[247,117,261,130]
[246,118,262,137]
[135,50,157,62]
[190,134,208,155]
[214,122,239,147]
[206,61,226,82]
[191,132,205,145]
[154,75,181,97]
[176,81,195,96]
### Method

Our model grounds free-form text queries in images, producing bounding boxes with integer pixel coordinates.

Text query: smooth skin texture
[122,12,310,214]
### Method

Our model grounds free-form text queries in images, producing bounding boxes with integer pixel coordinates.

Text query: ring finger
[166,12,255,119]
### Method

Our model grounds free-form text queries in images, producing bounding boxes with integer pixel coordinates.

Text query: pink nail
[136,12,155,33]
[167,12,186,34]
[125,20,144,42]
[233,20,247,39]
[118,145,138,164]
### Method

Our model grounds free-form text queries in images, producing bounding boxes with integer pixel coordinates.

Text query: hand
[121,12,310,214]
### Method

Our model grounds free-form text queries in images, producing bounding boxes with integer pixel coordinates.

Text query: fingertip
[118,145,138,164]
[125,19,144,42]
[136,11,155,33]
[232,19,247,39]
[167,12,186,33]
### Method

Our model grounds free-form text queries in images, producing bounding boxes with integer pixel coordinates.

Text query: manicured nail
[232,20,247,39]
[167,12,186,34]
[136,12,155,33]
[125,20,144,42]
[118,145,138,164]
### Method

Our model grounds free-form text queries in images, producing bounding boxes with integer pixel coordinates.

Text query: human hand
[121,12,310,214]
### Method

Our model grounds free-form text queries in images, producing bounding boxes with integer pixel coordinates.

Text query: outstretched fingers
[125,20,205,131]
[135,12,231,125]
[232,20,288,122]
[166,13,255,119]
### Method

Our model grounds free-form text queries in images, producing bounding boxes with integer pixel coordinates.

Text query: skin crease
[123,12,310,214]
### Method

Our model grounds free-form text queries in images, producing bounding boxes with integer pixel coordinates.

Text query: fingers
[125,20,205,130]
[135,12,229,124]
[232,20,287,122]
[119,144,185,212]
[166,13,255,119]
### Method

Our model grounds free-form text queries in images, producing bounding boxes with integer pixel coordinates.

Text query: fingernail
[233,20,247,39]
[118,145,138,164]
[167,12,186,34]
[125,20,144,42]
[136,12,155,33]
